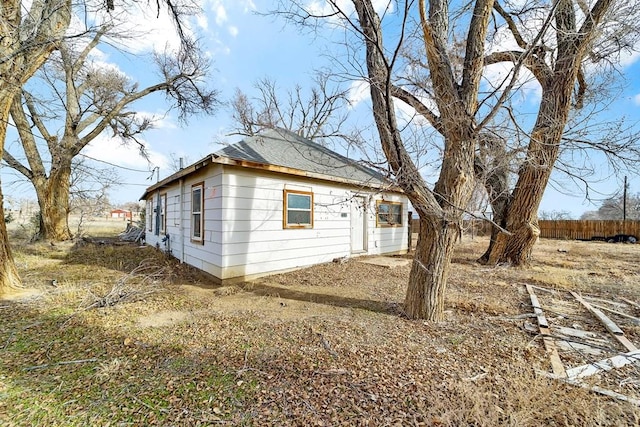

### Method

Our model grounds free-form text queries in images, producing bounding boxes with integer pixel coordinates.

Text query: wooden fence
[409,218,640,241]
[538,220,640,240]
[409,218,492,237]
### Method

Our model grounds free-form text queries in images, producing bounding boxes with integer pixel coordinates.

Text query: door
[350,196,367,253]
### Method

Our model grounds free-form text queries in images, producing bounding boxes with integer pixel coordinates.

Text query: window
[191,183,204,243]
[159,194,167,234]
[284,190,313,228]
[376,200,402,227]
[147,198,153,232]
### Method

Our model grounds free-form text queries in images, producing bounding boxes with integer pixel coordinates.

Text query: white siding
[367,193,409,256]
[145,164,409,283]
[218,168,408,281]
[145,166,224,277]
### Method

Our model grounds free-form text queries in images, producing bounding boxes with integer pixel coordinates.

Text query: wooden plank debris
[571,291,638,352]
[555,340,604,356]
[553,326,599,340]
[571,292,623,335]
[526,285,566,377]
[530,288,640,405]
[620,297,640,311]
[539,370,640,407]
[529,284,557,294]
[583,295,629,310]
[529,292,548,328]
[543,331,617,354]
[589,302,640,326]
[565,350,640,379]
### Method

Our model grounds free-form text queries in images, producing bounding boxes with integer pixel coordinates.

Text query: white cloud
[347,79,437,129]
[91,2,189,53]
[482,62,542,105]
[619,50,640,68]
[214,4,228,25]
[634,93,640,106]
[242,0,257,13]
[228,25,239,37]
[347,80,370,108]
[133,111,178,131]
[196,14,209,31]
[305,0,393,24]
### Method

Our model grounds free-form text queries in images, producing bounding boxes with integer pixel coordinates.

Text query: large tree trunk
[351,0,489,320]
[479,0,612,265]
[0,0,72,296]
[474,134,512,264]
[34,167,73,241]
[478,185,510,264]
[0,94,24,296]
[405,217,460,320]
[483,88,573,265]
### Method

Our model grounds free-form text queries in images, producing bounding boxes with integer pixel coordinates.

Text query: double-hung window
[159,194,167,234]
[147,198,153,232]
[191,183,204,243]
[376,200,402,227]
[284,190,313,228]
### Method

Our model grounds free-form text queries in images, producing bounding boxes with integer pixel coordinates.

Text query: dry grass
[2,229,640,426]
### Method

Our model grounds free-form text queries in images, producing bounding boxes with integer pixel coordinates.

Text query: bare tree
[3,32,217,242]
[230,74,353,143]
[538,210,573,220]
[479,0,638,265]
[585,193,640,220]
[0,0,71,295]
[278,0,636,320]
[279,0,492,320]
[0,0,206,296]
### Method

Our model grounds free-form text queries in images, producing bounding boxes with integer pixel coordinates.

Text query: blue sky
[2,0,639,218]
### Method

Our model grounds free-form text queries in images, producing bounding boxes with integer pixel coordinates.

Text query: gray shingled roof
[214,128,388,187]
[140,128,395,200]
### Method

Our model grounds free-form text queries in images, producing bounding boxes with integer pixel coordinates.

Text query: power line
[77,153,153,173]
[1,116,158,173]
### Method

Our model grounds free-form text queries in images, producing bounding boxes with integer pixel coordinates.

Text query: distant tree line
[581,193,640,220]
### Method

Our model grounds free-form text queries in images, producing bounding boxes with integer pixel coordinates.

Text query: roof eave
[214,157,402,192]
[139,154,215,200]
[140,155,403,200]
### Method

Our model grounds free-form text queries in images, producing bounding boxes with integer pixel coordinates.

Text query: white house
[141,128,409,284]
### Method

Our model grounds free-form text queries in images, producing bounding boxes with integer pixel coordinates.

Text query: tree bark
[0,0,71,296]
[0,100,23,294]
[474,134,512,263]
[477,180,510,264]
[480,0,614,265]
[35,166,73,241]
[405,217,460,321]
[351,0,490,320]
[483,97,571,265]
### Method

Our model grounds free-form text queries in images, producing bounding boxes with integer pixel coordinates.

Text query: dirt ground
[2,235,640,426]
